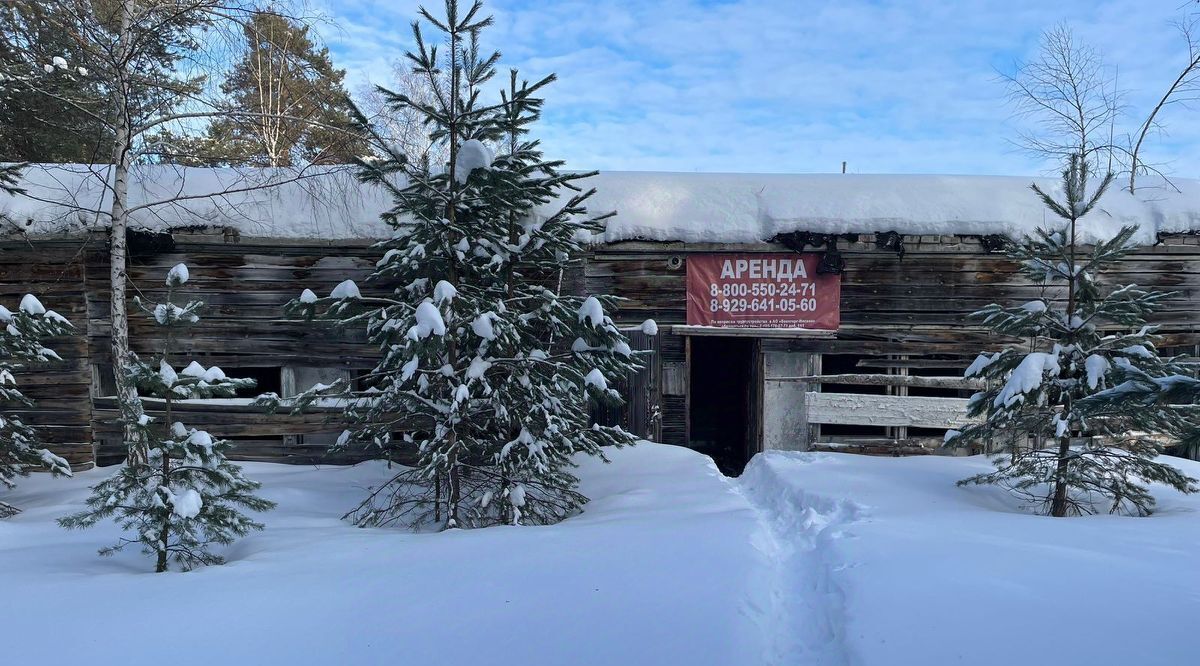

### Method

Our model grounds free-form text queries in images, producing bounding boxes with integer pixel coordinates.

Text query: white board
[804,392,977,429]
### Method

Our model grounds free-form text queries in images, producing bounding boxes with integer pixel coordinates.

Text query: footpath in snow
[738,454,863,666]
[744,451,1200,666]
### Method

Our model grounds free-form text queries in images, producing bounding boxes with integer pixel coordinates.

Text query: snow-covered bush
[947,157,1198,516]
[277,0,646,529]
[0,295,74,517]
[60,264,274,571]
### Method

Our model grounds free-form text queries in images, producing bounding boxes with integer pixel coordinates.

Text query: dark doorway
[688,336,755,475]
[227,366,282,398]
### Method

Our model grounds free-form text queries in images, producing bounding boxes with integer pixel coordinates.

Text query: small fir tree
[1078,351,1200,460]
[947,156,1198,516]
[0,294,73,517]
[276,0,647,529]
[61,264,274,571]
[0,164,24,195]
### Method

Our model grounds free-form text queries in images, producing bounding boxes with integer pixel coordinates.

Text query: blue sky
[313,0,1200,177]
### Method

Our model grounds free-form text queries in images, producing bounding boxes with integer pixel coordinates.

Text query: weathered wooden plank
[855,357,975,369]
[605,297,1200,329]
[810,440,938,455]
[805,392,976,429]
[790,374,983,389]
[587,273,1200,302]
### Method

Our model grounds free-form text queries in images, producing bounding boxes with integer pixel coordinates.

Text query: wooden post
[891,355,909,442]
[749,339,763,460]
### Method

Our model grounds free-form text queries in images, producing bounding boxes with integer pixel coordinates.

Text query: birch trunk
[109,0,148,466]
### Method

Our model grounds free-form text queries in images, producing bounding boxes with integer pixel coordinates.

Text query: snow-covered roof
[3,165,1198,244]
[0,164,393,240]
[562,172,1200,245]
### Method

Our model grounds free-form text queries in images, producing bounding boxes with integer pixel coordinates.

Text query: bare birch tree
[1002,25,1123,172]
[230,12,308,166]
[0,1,364,465]
[1129,13,1200,193]
[1006,15,1200,192]
[356,63,451,171]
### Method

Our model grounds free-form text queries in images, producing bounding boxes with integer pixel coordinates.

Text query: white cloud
[316,0,1200,177]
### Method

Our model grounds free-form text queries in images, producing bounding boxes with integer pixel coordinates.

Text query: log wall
[0,238,93,467]
[1,231,387,468]
[4,229,1198,468]
[585,233,1200,449]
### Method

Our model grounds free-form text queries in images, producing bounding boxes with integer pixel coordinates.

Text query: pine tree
[204,11,364,166]
[0,1,114,162]
[276,0,647,529]
[0,294,73,518]
[60,264,274,571]
[947,156,1198,516]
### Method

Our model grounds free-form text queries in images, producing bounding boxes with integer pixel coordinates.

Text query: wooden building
[574,173,1200,473]
[3,168,1198,473]
[587,232,1200,473]
[0,229,386,469]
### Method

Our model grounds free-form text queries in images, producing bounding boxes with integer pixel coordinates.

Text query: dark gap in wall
[227,366,282,398]
[689,336,753,475]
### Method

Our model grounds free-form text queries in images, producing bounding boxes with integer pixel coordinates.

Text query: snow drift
[2,444,1199,665]
[0,444,764,666]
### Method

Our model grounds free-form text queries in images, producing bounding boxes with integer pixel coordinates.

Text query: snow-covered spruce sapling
[0,295,74,518]
[1077,357,1200,460]
[60,264,274,571]
[946,157,1198,516]
[0,164,24,196]
[275,0,651,529]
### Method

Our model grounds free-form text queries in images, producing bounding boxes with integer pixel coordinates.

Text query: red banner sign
[686,254,840,329]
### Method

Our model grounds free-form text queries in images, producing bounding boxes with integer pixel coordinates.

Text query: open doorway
[688,336,755,476]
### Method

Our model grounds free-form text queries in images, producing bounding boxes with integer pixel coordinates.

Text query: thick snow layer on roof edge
[2,165,1197,244]
[557,172,1200,245]
[0,163,394,240]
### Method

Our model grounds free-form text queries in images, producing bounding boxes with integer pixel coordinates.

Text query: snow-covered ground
[740,451,1200,666]
[3,444,1198,666]
[0,445,764,666]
